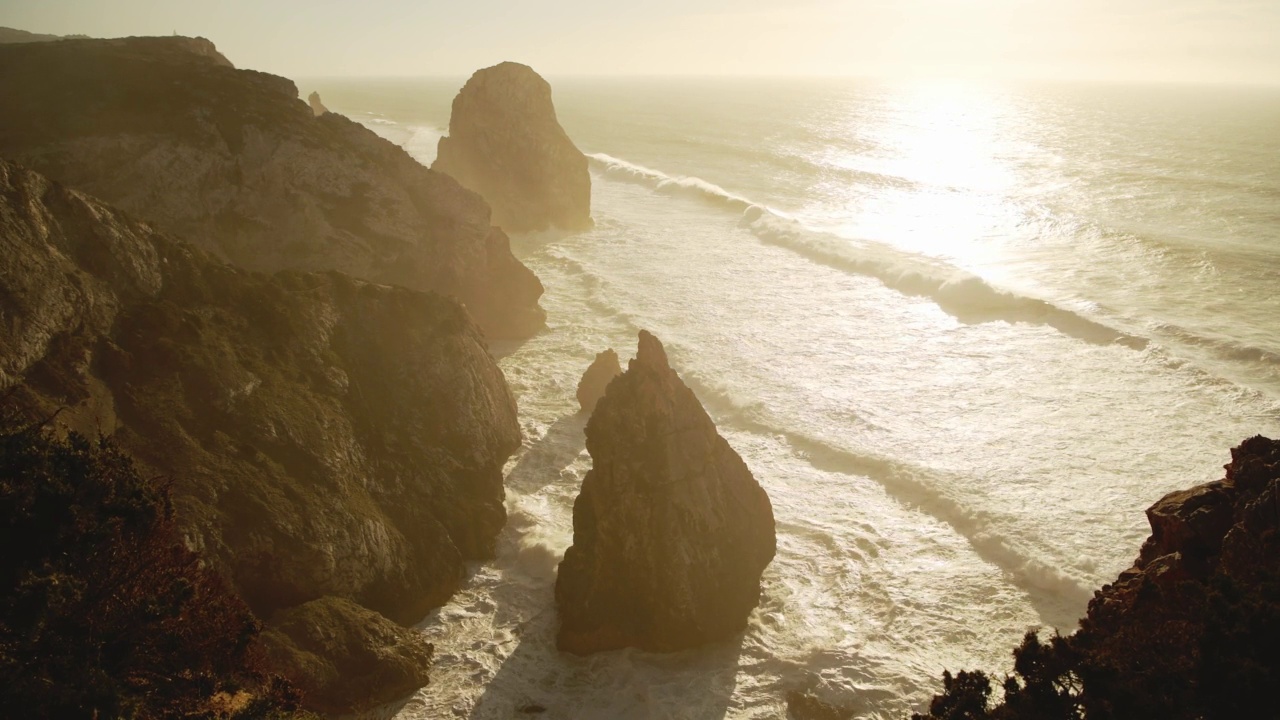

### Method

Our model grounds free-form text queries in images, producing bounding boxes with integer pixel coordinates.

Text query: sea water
[305,76,1280,719]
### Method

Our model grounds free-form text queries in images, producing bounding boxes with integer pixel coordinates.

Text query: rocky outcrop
[1090,436,1280,621]
[0,158,520,710]
[555,331,776,654]
[261,597,433,714]
[308,90,329,116]
[434,62,591,233]
[0,36,543,338]
[576,348,621,414]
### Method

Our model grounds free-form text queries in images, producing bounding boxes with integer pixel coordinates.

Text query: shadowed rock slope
[0,36,544,338]
[434,62,592,233]
[556,331,776,654]
[576,348,621,414]
[913,435,1280,720]
[0,158,521,711]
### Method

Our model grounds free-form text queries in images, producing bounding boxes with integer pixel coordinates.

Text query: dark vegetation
[913,436,1280,720]
[0,407,303,719]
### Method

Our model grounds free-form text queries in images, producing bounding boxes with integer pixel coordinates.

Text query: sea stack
[434,61,592,233]
[576,349,622,414]
[308,90,329,116]
[555,331,776,654]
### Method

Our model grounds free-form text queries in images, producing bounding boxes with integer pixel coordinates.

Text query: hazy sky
[2,0,1278,84]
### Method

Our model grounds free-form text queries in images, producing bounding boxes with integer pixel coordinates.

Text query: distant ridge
[0,26,90,44]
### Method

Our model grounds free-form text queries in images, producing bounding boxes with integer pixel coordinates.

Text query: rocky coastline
[0,29,1275,720]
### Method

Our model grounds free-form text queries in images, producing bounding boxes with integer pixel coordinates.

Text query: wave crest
[587,153,755,211]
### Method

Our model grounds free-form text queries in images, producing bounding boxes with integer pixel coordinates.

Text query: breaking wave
[589,151,1146,350]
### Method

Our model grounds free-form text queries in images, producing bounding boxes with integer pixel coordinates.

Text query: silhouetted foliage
[0,409,301,719]
[913,437,1280,720]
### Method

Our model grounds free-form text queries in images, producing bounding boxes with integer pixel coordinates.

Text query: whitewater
[308,77,1280,719]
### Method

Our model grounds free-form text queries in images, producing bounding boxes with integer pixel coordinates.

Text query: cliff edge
[0,158,521,711]
[0,36,544,338]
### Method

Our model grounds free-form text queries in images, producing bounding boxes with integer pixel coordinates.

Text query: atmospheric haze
[2,0,1279,84]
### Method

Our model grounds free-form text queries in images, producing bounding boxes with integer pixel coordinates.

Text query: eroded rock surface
[434,61,591,233]
[308,90,329,116]
[261,597,433,714]
[555,331,776,654]
[576,348,621,414]
[0,158,519,709]
[0,36,543,338]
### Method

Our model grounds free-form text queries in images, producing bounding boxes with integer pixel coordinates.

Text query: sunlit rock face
[556,331,776,654]
[576,348,622,414]
[0,36,544,339]
[434,61,592,233]
[308,90,329,116]
[0,159,521,710]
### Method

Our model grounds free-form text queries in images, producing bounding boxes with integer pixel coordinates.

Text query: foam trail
[587,153,755,211]
[740,207,1149,349]
[588,151,1146,349]
[678,366,1096,628]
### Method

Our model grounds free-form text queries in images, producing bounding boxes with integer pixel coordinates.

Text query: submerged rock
[308,90,329,116]
[434,61,592,233]
[555,331,776,654]
[0,36,543,339]
[0,158,520,710]
[576,348,622,414]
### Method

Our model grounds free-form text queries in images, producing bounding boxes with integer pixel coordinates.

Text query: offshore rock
[555,331,776,654]
[576,348,621,414]
[434,62,592,233]
[0,158,520,709]
[308,90,329,116]
[261,597,432,714]
[0,36,543,338]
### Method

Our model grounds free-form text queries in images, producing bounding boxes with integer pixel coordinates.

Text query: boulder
[434,62,592,233]
[576,349,621,414]
[261,597,432,714]
[0,36,543,339]
[555,331,776,654]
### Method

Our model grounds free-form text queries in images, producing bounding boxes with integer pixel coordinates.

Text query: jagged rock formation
[308,90,329,116]
[0,36,544,338]
[555,331,776,654]
[914,435,1280,720]
[434,61,592,233]
[0,158,521,710]
[261,597,433,714]
[576,348,621,414]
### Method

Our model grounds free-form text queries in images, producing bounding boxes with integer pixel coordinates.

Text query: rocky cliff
[0,158,521,711]
[555,331,776,654]
[0,36,544,338]
[576,348,621,414]
[434,62,592,233]
[913,435,1280,720]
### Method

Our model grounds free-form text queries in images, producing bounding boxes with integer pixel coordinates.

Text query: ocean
[304,76,1280,719]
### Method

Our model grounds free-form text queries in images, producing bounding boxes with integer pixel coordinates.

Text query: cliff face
[434,62,592,234]
[555,332,776,654]
[0,158,521,708]
[0,36,544,338]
